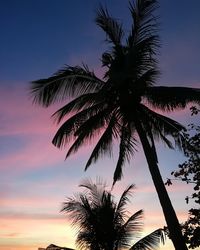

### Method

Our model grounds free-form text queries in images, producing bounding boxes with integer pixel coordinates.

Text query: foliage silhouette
[61,178,166,250]
[169,106,200,249]
[30,1,200,249]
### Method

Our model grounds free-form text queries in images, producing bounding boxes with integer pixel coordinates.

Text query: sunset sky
[0,1,200,250]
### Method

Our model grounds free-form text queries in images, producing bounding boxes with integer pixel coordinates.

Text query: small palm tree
[30,1,200,249]
[61,178,165,250]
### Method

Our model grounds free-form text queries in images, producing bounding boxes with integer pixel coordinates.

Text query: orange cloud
[0,216,75,250]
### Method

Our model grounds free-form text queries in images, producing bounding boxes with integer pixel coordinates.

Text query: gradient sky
[0,1,200,250]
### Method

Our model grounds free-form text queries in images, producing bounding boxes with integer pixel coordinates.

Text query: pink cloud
[0,195,61,209]
[0,83,58,137]
[0,212,65,222]
[0,83,70,171]
[0,136,64,171]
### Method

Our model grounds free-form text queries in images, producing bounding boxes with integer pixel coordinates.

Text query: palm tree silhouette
[30,1,200,249]
[61,178,165,250]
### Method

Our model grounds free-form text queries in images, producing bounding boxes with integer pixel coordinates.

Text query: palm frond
[115,184,135,223]
[65,108,111,158]
[79,178,106,207]
[76,231,99,250]
[79,177,107,192]
[128,0,159,47]
[85,115,118,170]
[61,196,92,229]
[96,5,124,46]
[127,34,160,79]
[126,0,159,79]
[145,86,200,111]
[113,125,137,185]
[119,209,144,248]
[52,103,105,148]
[130,228,166,250]
[134,68,159,88]
[52,93,101,123]
[139,104,187,151]
[30,65,104,106]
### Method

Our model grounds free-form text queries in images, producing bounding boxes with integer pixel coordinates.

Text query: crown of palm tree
[31,0,200,185]
[61,178,165,250]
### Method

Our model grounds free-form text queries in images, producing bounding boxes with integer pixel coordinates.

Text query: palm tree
[61,178,165,250]
[30,0,200,249]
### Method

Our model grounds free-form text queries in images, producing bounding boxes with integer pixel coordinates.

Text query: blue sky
[0,1,200,250]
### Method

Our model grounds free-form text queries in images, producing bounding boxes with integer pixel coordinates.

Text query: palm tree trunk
[135,120,188,250]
